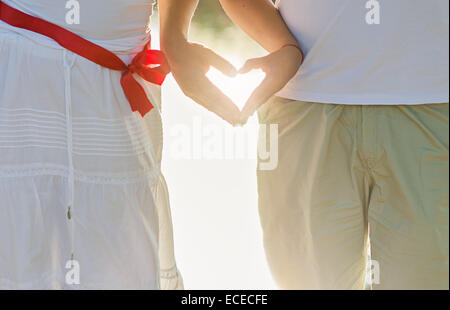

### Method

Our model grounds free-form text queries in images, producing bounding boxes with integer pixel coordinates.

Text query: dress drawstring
[63,49,76,263]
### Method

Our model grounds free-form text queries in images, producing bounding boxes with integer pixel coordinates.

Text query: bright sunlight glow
[206,65,266,111]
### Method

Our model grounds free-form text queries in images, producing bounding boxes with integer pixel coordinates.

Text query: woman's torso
[0,0,162,179]
[1,0,156,51]
[0,1,165,289]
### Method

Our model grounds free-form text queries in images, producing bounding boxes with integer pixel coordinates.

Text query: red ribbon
[0,1,170,117]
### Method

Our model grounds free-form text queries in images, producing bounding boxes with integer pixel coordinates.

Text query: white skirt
[0,26,182,289]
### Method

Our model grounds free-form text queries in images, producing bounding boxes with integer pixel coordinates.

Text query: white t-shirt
[276,0,449,105]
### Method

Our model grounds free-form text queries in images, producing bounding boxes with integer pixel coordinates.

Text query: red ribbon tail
[120,71,154,117]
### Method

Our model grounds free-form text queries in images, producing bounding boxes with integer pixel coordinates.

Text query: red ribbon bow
[0,0,170,117]
[120,44,170,116]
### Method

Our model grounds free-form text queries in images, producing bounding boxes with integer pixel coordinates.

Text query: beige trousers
[257,98,449,289]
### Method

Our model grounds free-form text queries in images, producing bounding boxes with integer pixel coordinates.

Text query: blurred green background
[193,0,276,32]
[155,0,266,60]
[193,0,235,34]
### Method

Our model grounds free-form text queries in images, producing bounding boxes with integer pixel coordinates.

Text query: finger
[205,49,238,77]
[240,77,281,122]
[239,58,264,74]
[193,78,241,125]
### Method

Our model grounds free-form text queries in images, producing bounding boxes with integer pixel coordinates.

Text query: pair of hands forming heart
[165,42,303,126]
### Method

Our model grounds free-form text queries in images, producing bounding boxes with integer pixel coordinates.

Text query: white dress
[0,0,182,289]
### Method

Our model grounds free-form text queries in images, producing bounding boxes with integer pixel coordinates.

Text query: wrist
[281,43,304,61]
[160,30,189,59]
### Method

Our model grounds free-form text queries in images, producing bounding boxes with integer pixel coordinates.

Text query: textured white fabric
[0,1,182,289]
[2,0,155,52]
[276,0,449,105]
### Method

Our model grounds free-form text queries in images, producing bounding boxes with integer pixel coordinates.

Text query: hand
[163,40,241,125]
[238,45,303,124]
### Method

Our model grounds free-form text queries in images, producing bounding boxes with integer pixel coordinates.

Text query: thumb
[239,57,265,74]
